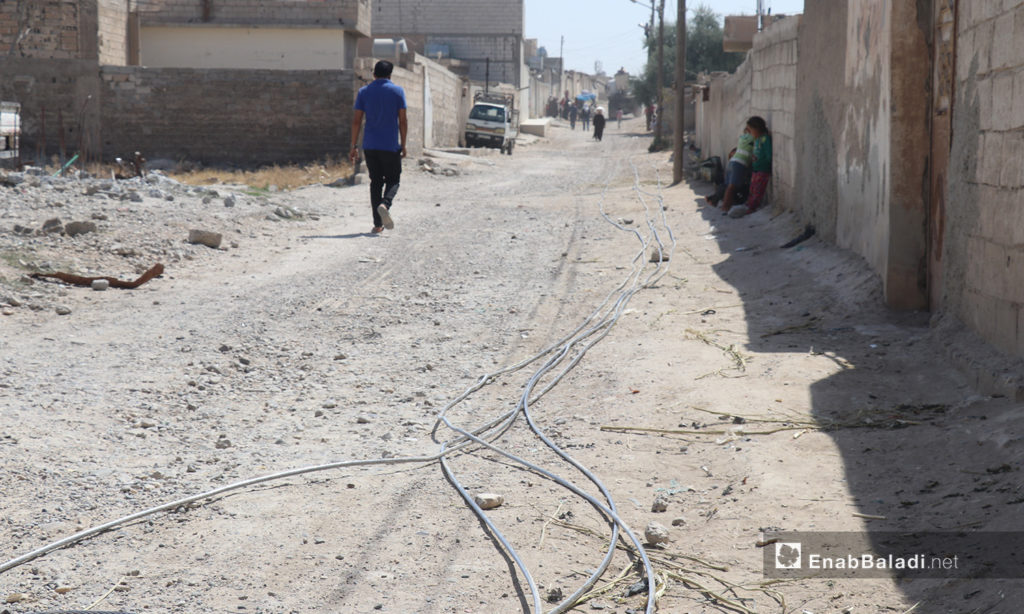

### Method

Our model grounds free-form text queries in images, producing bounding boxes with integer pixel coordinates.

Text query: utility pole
[672,0,686,183]
[559,35,565,100]
[654,0,665,148]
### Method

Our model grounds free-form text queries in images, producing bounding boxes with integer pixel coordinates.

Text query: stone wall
[943,1,1024,355]
[99,66,355,165]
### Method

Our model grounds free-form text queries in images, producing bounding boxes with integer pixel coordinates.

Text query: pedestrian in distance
[350,60,408,234]
[581,104,591,132]
[592,108,606,141]
[569,104,578,130]
[616,108,623,129]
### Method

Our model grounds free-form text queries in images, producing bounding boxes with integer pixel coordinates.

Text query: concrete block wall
[749,16,799,212]
[136,0,371,35]
[421,57,467,149]
[0,0,86,59]
[371,0,524,36]
[0,58,102,161]
[99,66,356,165]
[97,0,129,65]
[944,0,1024,355]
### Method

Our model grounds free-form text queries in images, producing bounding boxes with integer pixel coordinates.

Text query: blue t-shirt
[355,79,407,152]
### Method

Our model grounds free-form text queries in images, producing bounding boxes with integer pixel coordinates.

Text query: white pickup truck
[464,93,518,155]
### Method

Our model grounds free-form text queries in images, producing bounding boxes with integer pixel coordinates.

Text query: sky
[524,0,805,76]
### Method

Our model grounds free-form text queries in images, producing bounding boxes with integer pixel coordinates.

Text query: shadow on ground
[689,179,1024,613]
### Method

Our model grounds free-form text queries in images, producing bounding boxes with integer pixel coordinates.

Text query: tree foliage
[633,3,746,106]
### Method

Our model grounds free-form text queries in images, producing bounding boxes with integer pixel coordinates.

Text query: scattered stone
[12,224,32,235]
[55,305,72,316]
[92,212,109,220]
[622,218,634,225]
[188,229,222,249]
[314,410,324,418]
[223,196,236,207]
[128,191,143,203]
[186,464,198,473]
[238,356,251,365]
[671,516,686,526]
[41,218,63,234]
[5,592,26,603]
[90,278,110,291]
[651,494,669,513]
[546,587,563,603]
[54,586,74,594]
[218,344,232,353]
[334,354,347,361]
[4,295,22,307]
[649,250,669,263]
[215,437,232,449]
[322,401,338,409]
[139,420,156,429]
[473,492,504,510]
[644,521,670,546]
[356,415,370,424]
[0,172,25,186]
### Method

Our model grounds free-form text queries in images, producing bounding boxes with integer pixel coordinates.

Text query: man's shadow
[302,232,380,240]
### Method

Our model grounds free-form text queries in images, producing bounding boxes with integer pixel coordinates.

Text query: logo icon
[775,542,802,569]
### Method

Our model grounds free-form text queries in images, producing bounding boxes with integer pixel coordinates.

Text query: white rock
[91,279,110,291]
[644,521,669,546]
[473,492,504,510]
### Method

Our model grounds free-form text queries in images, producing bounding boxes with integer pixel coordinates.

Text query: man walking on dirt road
[350,60,408,233]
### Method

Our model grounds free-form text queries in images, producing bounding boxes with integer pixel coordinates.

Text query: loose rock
[651,493,669,513]
[64,220,97,237]
[41,218,63,234]
[91,279,110,291]
[55,305,72,316]
[188,229,223,249]
[473,492,504,510]
[671,516,686,526]
[644,521,669,546]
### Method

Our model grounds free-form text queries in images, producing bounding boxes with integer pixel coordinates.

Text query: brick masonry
[0,0,85,59]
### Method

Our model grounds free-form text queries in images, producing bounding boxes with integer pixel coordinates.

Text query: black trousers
[363,149,402,227]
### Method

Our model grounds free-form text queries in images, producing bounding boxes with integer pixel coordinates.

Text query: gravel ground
[3,118,1024,614]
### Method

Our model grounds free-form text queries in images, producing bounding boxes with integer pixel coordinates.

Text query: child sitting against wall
[725,116,772,218]
[717,127,754,214]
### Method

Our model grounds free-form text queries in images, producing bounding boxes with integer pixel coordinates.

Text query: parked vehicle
[464,92,518,155]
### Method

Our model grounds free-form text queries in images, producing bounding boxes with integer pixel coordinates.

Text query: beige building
[135,0,371,69]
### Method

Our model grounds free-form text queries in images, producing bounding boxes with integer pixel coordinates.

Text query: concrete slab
[520,118,551,137]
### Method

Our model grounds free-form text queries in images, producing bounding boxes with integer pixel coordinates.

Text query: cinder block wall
[371,0,523,36]
[136,0,370,35]
[97,0,129,65]
[0,58,103,162]
[943,1,1024,355]
[99,66,355,165]
[0,0,88,59]
[750,17,799,213]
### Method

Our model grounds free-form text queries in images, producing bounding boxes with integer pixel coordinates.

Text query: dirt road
[2,118,1022,613]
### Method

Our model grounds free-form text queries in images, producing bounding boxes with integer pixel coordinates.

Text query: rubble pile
[0,166,283,315]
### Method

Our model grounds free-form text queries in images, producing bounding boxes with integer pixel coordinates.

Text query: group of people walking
[568,103,608,141]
